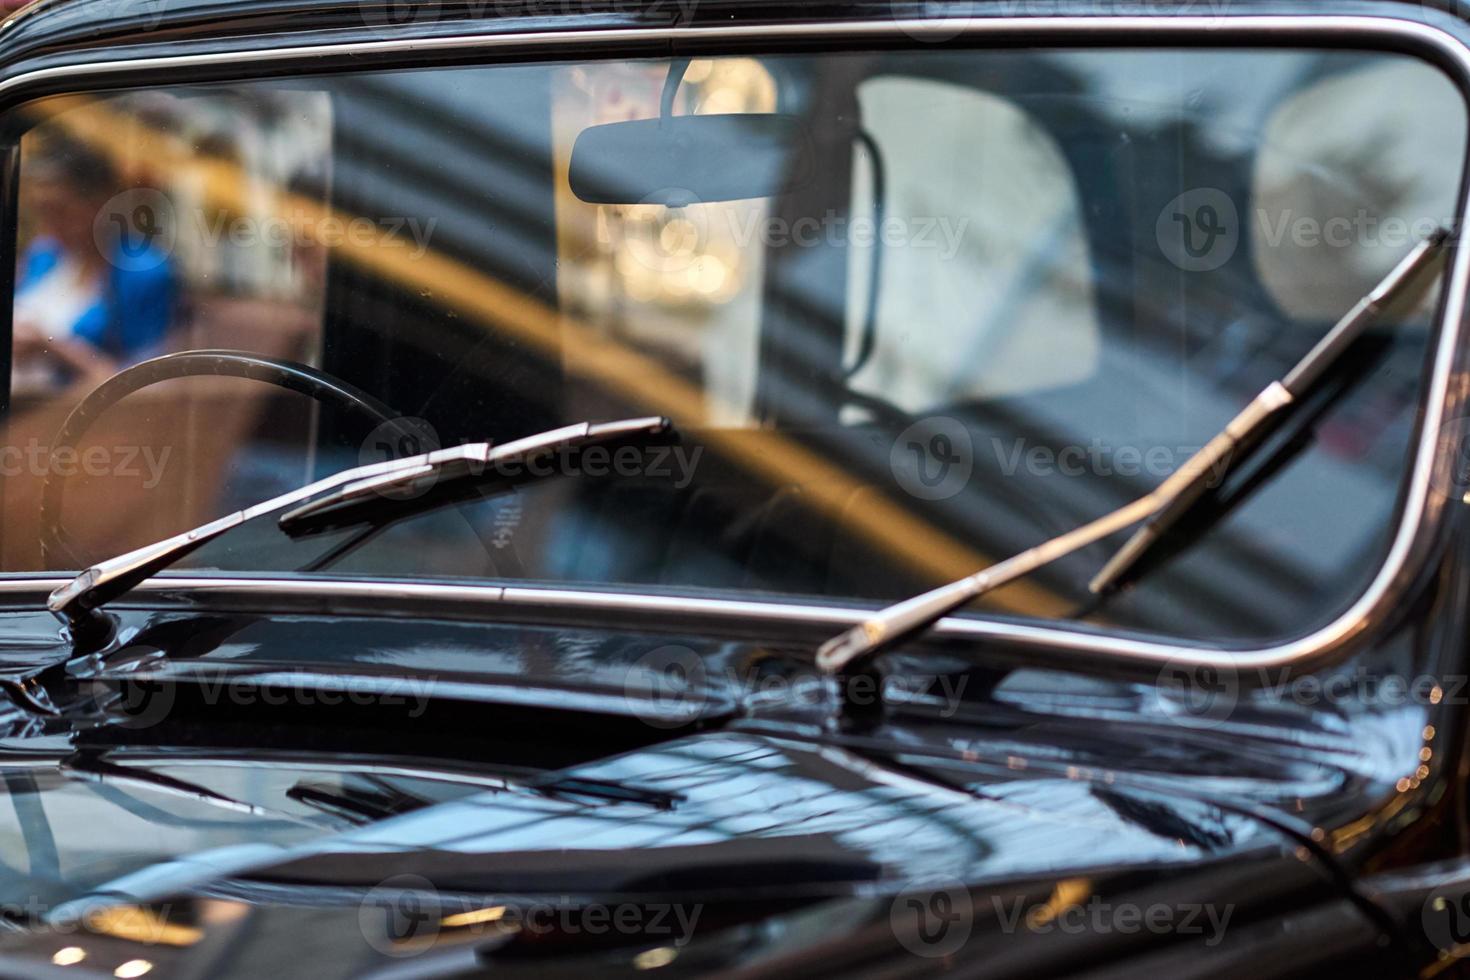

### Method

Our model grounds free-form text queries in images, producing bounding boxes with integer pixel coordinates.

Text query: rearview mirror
[569,113,812,206]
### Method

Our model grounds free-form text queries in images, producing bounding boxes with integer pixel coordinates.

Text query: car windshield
[2,45,1464,646]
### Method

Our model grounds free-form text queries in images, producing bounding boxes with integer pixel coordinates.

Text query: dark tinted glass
[4,47,1463,644]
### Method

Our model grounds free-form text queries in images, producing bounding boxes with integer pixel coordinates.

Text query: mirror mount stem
[660,58,689,122]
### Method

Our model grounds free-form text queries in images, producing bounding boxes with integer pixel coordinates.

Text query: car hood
[0,608,1399,976]
[0,725,1350,977]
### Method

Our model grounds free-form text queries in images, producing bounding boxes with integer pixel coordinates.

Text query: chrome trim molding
[0,12,1466,677]
[0,14,1466,94]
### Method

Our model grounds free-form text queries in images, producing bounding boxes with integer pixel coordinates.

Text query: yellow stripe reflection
[30,95,1067,617]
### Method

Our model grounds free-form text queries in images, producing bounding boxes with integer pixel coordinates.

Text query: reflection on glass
[14,134,176,394]
[1,48,1463,646]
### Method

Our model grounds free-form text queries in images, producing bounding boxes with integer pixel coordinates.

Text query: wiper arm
[276,416,669,536]
[47,417,671,634]
[817,229,1449,678]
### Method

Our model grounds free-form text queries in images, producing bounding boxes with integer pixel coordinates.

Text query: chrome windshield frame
[0,11,1466,678]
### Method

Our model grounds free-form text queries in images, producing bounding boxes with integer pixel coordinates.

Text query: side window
[844,76,1099,412]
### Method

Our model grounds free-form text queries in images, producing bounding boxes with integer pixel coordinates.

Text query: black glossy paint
[0,1,1463,977]
[0,585,1445,976]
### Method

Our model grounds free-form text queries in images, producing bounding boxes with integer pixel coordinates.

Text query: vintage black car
[0,0,1466,976]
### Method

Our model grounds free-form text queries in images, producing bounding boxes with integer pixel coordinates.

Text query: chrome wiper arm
[1090,228,1450,595]
[47,417,670,631]
[47,455,437,630]
[276,416,669,536]
[817,229,1449,677]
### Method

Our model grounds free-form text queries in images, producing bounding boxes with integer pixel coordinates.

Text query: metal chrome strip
[0,15,1465,98]
[0,12,1464,678]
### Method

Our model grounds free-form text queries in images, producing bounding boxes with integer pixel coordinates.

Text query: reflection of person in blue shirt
[12,136,175,393]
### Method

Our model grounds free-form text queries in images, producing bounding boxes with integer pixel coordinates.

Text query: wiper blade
[817,229,1449,677]
[276,416,669,536]
[47,417,671,632]
[1090,235,1450,596]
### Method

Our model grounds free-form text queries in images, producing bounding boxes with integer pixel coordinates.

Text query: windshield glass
[2,46,1464,645]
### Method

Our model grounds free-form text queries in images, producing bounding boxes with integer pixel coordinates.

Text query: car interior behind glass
[2,47,1462,648]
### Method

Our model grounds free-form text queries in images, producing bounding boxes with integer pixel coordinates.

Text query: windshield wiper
[47,417,671,636]
[275,416,671,537]
[816,229,1449,680]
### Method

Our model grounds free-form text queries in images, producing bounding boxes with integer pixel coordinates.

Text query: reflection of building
[553,58,779,426]
[9,48,1457,643]
[189,50,1469,640]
